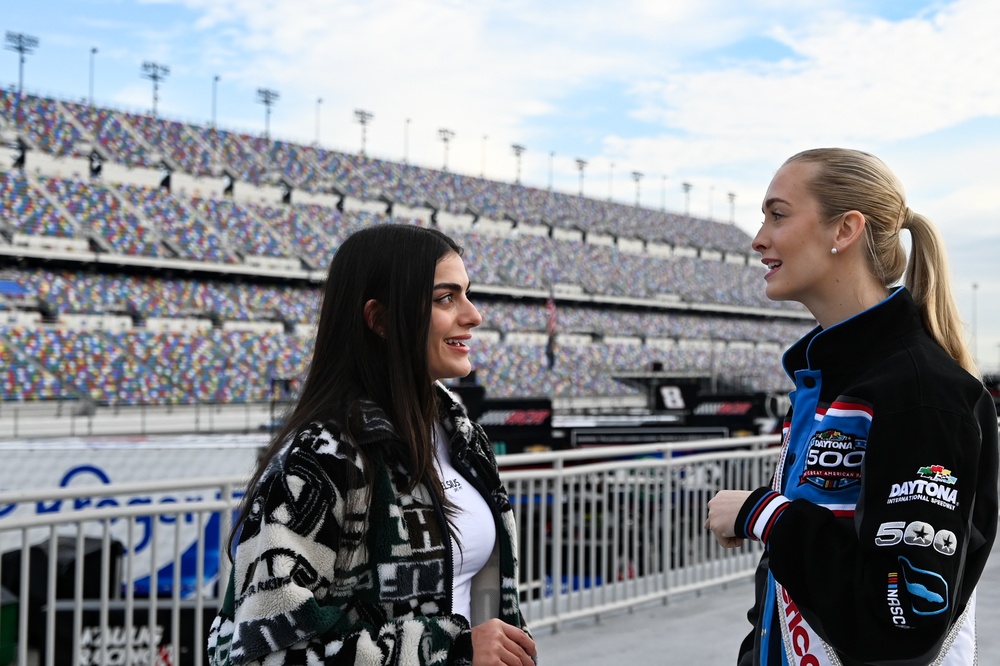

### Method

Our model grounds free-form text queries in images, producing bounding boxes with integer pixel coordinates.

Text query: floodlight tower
[354,109,373,155]
[439,128,455,171]
[5,31,38,96]
[682,181,692,216]
[575,158,587,196]
[548,151,554,191]
[608,161,615,201]
[632,171,643,207]
[728,192,736,224]
[256,88,279,138]
[141,61,170,117]
[661,175,667,212]
[511,144,525,184]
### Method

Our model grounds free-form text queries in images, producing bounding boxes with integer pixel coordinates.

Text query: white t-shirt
[433,421,496,623]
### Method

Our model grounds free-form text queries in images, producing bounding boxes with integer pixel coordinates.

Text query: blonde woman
[707,148,998,665]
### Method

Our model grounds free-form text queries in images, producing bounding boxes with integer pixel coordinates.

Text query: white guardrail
[0,435,780,665]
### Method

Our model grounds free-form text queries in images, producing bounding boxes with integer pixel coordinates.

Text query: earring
[830,247,838,255]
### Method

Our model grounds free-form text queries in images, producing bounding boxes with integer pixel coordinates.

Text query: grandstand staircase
[54,99,108,163]
[23,171,116,253]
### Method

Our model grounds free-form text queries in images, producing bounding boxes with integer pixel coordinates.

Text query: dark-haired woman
[706,148,997,665]
[208,224,536,666]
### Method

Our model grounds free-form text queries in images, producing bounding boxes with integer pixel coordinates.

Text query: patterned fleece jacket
[207,383,528,665]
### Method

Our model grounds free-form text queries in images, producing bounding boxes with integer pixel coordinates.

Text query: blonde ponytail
[903,210,979,377]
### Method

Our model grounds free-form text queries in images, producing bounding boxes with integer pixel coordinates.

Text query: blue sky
[4,0,1000,369]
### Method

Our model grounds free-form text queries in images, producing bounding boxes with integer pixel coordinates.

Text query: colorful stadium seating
[0,93,812,406]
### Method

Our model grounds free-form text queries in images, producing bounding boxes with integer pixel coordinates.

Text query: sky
[4,0,1000,370]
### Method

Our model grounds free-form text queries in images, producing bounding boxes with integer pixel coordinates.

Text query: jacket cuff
[735,488,791,545]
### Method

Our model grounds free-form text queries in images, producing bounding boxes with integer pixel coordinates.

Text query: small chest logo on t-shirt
[442,477,463,493]
[799,429,867,490]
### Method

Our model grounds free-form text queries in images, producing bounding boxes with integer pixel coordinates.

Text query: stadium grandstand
[0,86,816,437]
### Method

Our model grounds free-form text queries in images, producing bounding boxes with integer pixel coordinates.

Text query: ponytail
[903,209,979,377]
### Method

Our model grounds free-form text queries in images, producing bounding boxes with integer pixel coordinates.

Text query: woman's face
[752,161,838,308]
[426,252,483,383]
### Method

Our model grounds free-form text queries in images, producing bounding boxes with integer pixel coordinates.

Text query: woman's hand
[705,490,753,548]
[472,618,537,666]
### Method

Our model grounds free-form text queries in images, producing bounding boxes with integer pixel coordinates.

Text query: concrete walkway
[533,540,1000,665]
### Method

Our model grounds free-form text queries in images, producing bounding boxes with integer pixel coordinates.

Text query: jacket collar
[782,286,925,377]
[350,381,474,450]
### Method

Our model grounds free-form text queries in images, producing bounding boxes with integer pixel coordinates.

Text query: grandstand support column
[512,144,525,185]
[141,61,170,117]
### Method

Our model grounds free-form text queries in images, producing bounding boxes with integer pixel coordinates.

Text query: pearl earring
[831,247,838,255]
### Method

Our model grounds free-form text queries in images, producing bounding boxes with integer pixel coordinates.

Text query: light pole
[972,283,979,365]
[682,182,692,216]
[211,75,220,127]
[661,175,667,212]
[256,88,279,138]
[511,144,525,184]
[481,134,487,178]
[5,31,38,96]
[548,151,554,191]
[404,118,411,164]
[632,171,643,207]
[354,109,373,155]
[315,97,322,145]
[576,158,587,196]
[439,128,455,171]
[89,47,97,105]
[608,161,615,201]
[728,192,736,224]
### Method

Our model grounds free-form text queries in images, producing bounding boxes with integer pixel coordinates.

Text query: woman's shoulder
[286,419,364,468]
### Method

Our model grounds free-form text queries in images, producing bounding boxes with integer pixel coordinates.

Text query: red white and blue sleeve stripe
[736,488,791,546]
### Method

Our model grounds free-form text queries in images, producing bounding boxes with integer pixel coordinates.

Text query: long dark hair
[232,224,464,549]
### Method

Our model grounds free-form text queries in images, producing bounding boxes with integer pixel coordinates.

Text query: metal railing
[0,435,780,664]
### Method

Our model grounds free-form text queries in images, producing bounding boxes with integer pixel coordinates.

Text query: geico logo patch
[887,479,959,511]
[799,429,866,491]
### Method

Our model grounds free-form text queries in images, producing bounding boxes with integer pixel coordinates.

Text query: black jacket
[735,288,998,665]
